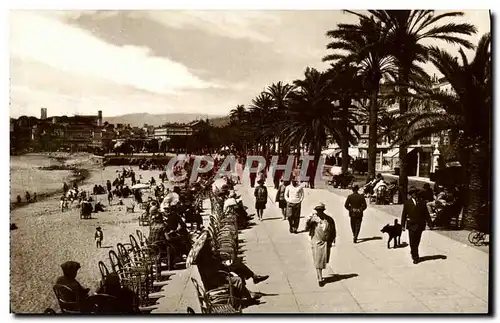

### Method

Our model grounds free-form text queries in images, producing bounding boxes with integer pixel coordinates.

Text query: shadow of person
[395,242,408,249]
[262,217,283,221]
[418,255,447,263]
[323,273,358,285]
[357,236,383,243]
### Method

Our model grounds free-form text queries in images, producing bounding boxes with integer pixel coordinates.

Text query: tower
[98,110,103,127]
[41,107,47,120]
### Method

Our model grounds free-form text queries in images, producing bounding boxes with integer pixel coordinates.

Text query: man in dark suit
[401,187,433,264]
[344,185,367,243]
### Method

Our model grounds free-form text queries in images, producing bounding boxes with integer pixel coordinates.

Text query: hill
[103,113,229,127]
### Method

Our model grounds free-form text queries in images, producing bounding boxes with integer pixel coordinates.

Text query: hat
[314,203,326,211]
[409,186,419,194]
[96,226,101,230]
[352,185,359,191]
[257,179,265,184]
[61,261,81,278]
[150,206,159,215]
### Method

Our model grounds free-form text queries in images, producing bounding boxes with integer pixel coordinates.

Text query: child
[107,191,113,205]
[95,227,104,248]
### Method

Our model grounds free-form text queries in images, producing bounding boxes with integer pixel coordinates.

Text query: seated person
[223,191,241,213]
[196,244,265,305]
[55,261,90,311]
[373,177,387,195]
[97,273,139,314]
[164,210,191,258]
[426,186,450,218]
[160,187,180,212]
[421,183,435,202]
[94,201,105,213]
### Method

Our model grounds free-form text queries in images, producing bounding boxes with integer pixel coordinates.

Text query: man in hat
[285,179,304,233]
[254,179,268,221]
[56,261,90,310]
[94,227,104,248]
[275,180,289,220]
[344,185,367,243]
[305,203,336,286]
[401,187,433,264]
[160,186,180,212]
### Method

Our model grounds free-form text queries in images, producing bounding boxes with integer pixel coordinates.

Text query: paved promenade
[153,176,489,314]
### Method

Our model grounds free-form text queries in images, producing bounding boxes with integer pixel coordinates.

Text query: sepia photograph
[8,7,491,314]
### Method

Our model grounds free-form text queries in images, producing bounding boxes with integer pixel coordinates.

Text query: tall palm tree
[349,10,478,202]
[396,33,491,229]
[279,67,344,188]
[249,92,276,154]
[265,81,296,153]
[327,63,363,173]
[324,17,396,180]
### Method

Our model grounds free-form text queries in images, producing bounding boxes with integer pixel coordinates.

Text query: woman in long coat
[305,203,336,287]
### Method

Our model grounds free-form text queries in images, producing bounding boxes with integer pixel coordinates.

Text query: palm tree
[265,81,296,153]
[279,67,343,188]
[327,63,363,173]
[249,92,276,154]
[396,33,491,229]
[349,10,477,202]
[229,104,247,125]
[324,17,396,180]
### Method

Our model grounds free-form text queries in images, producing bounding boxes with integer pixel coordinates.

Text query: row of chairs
[207,192,239,262]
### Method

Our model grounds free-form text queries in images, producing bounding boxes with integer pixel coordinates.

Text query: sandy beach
[10,154,167,313]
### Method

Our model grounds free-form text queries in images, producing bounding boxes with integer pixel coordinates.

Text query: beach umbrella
[131,183,149,190]
[186,231,208,268]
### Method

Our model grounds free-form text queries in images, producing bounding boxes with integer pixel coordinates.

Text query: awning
[335,148,360,158]
[386,147,415,158]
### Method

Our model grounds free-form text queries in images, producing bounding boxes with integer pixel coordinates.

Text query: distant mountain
[103,113,229,127]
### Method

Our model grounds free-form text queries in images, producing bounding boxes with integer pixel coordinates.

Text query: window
[362,125,367,134]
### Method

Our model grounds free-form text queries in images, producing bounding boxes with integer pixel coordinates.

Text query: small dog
[381,219,402,249]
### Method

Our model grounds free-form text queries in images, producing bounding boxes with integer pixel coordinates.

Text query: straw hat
[314,203,326,211]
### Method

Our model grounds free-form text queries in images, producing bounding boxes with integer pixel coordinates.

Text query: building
[10,109,104,152]
[327,78,450,179]
[153,123,194,140]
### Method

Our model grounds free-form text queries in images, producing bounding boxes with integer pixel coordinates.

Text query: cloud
[10,11,217,95]
[142,11,281,43]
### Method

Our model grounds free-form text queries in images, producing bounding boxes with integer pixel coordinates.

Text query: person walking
[107,191,113,205]
[401,188,433,264]
[254,179,268,221]
[305,203,336,286]
[95,227,104,248]
[344,185,367,243]
[275,180,289,220]
[285,179,304,234]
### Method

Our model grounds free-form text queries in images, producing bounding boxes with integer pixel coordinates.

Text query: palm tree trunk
[462,147,488,230]
[398,70,410,204]
[340,99,350,174]
[367,87,379,180]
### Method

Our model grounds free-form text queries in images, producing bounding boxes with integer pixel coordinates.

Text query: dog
[381,219,402,249]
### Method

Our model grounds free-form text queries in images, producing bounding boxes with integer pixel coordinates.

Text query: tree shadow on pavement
[418,255,447,263]
[323,273,358,285]
[357,236,383,243]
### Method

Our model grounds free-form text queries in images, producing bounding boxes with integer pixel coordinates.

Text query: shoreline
[10,168,92,212]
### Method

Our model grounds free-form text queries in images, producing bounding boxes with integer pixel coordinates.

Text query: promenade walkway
[153,175,489,314]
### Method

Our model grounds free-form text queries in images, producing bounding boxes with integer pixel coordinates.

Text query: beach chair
[52,284,83,314]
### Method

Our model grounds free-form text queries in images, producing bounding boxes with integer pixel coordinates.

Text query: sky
[9,10,491,118]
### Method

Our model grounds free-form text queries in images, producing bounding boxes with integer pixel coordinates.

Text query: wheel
[468,231,481,245]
